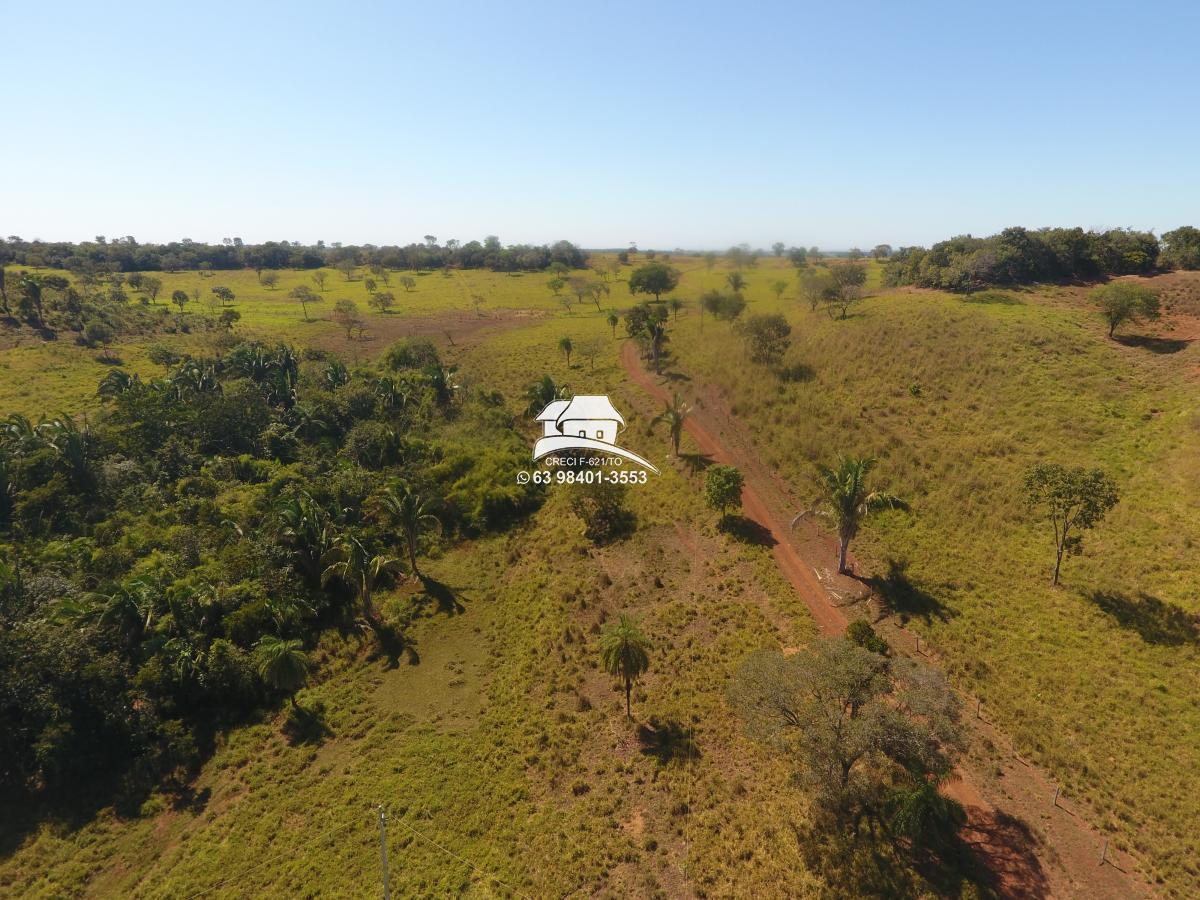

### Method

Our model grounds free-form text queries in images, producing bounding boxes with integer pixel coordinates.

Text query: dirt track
[620,339,1152,900]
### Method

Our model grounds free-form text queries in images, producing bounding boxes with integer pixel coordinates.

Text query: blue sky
[3,0,1198,249]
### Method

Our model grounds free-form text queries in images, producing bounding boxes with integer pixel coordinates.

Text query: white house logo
[532,395,659,473]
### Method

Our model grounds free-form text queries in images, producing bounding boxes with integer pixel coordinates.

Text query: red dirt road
[620,340,1153,900]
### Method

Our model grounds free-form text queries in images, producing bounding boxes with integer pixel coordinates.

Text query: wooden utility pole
[378,805,391,899]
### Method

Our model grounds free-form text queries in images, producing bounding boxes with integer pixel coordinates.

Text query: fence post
[1100,838,1108,866]
[1053,786,1060,808]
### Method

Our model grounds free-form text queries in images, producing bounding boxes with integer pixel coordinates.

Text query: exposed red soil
[620,339,1154,899]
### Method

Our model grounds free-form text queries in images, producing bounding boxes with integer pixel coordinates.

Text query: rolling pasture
[1,254,1197,895]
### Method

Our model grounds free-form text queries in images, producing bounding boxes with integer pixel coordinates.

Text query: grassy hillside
[663,269,1200,894]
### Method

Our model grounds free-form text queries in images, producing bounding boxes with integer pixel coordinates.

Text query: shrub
[846,620,890,656]
[569,480,635,544]
[384,338,441,371]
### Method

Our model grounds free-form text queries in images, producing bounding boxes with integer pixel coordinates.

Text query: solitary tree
[336,259,356,281]
[704,464,744,520]
[368,291,396,314]
[84,321,115,361]
[1024,463,1118,585]
[333,299,361,338]
[143,276,163,303]
[212,285,235,306]
[770,280,788,302]
[727,271,747,292]
[288,285,319,321]
[399,275,416,292]
[312,270,329,292]
[627,262,680,301]
[810,456,907,575]
[260,270,280,290]
[736,312,791,364]
[729,639,963,830]
[254,636,310,709]
[558,336,574,367]
[1092,282,1160,338]
[600,614,652,718]
[606,311,619,338]
[547,276,565,296]
[651,393,690,456]
[171,289,190,314]
[824,264,867,319]
[668,297,683,321]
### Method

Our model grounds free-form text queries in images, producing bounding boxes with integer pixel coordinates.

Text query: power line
[386,809,533,900]
[184,815,361,899]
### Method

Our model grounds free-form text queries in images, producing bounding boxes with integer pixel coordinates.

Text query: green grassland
[660,266,1200,894]
[0,264,580,418]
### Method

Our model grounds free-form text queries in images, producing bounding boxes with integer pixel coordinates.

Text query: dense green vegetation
[0,335,538,808]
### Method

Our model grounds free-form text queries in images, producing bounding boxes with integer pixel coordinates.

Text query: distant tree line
[0,234,588,276]
[882,226,1200,292]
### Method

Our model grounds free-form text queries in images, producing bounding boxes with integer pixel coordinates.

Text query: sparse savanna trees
[600,614,652,718]
[652,393,689,456]
[808,456,907,575]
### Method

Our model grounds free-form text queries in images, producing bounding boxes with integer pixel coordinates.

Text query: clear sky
[3,0,1198,250]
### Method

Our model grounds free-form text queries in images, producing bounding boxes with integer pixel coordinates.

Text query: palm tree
[524,374,569,417]
[254,635,310,709]
[323,535,399,624]
[97,369,142,399]
[42,414,93,492]
[62,579,158,648]
[377,484,441,579]
[811,456,908,575]
[652,393,690,456]
[558,336,573,368]
[607,311,619,338]
[274,491,338,586]
[727,272,747,292]
[668,297,683,322]
[600,615,652,718]
[886,770,965,849]
[646,320,668,374]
